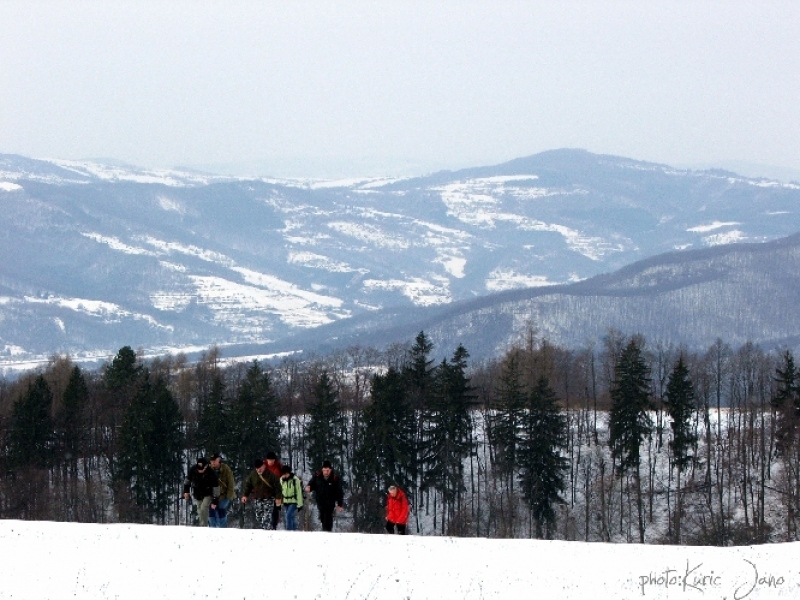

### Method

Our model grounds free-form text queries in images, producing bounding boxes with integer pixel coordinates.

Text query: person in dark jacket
[183,457,220,527]
[305,460,344,532]
[241,458,283,530]
[264,451,284,530]
[209,453,235,528]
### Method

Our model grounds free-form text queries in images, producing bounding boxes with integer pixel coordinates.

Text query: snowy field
[0,519,798,599]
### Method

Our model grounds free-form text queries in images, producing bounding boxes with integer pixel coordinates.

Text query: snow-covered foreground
[0,520,798,599]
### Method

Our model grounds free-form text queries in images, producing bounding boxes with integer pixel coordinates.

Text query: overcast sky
[2,1,799,178]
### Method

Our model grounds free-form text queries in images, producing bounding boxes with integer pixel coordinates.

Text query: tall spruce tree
[102,346,143,483]
[8,375,54,472]
[663,355,697,543]
[104,346,141,390]
[351,367,416,532]
[402,331,436,521]
[116,372,185,523]
[228,361,281,480]
[664,356,697,473]
[489,352,527,495]
[772,350,800,456]
[56,366,89,467]
[518,376,568,539]
[196,373,229,457]
[54,365,90,518]
[421,345,474,533]
[405,331,435,410]
[305,370,347,472]
[608,338,653,543]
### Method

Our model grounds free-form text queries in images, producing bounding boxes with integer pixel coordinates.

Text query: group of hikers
[182,452,410,534]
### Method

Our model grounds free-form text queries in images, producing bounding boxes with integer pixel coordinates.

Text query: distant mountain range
[1,149,799,371]
[264,232,800,363]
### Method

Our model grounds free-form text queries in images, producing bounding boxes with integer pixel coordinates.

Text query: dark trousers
[319,506,335,532]
[385,520,406,535]
[271,504,280,529]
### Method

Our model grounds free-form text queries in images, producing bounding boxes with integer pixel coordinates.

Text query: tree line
[2,328,800,545]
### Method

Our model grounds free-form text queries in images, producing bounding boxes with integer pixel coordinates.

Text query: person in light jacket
[385,485,409,534]
[279,464,304,531]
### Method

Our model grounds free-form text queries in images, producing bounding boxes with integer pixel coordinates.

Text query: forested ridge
[2,329,799,546]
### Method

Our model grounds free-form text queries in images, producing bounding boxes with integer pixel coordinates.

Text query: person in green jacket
[279,464,304,531]
[209,453,235,528]
[241,458,283,530]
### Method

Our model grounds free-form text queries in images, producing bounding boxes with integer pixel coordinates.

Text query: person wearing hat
[385,485,410,534]
[208,453,235,528]
[182,457,220,527]
[279,464,304,531]
[305,460,344,532]
[241,458,283,530]
[263,451,284,529]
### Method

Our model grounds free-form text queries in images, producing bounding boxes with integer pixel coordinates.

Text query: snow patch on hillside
[687,221,741,233]
[703,230,748,246]
[143,236,236,266]
[287,251,364,273]
[232,267,343,308]
[486,269,557,291]
[82,232,158,256]
[157,195,186,214]
[23,295,170,329]
[150,292,194,312]
[328,221,412,250]
[188,275,347,329]
[363,276,451,305]
[437,179,623,260]
[50,159,222,187]
[437,255,467,278]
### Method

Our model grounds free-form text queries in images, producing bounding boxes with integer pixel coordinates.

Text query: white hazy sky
[2,1,799,177]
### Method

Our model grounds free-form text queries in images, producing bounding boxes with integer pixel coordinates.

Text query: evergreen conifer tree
[664,356,697,473]
[8,375,54,471]
[518,376,568,539]
[56,366,89,466]
[772,350,800,455]
[402,331,435,521]
[196,373,229,457]
[306,370,347,472]
[116,372,185,523]
[102,346,143,484]
[228,361,281,480]
[608,338,653,543]
[489,352,527,495]
[352,367,416,531]
[104,346,141,390]
[421,345,474,532]
[55,365,90,517]
[663,355,697,542]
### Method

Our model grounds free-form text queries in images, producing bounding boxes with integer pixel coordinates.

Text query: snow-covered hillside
[0,519,797,600]
[2,149,800,369]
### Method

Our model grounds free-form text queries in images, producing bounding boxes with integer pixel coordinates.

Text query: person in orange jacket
[385,485,409,534]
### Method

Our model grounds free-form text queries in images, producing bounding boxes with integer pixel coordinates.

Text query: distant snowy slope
[256,233,800,362]
[1,149,800,369]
